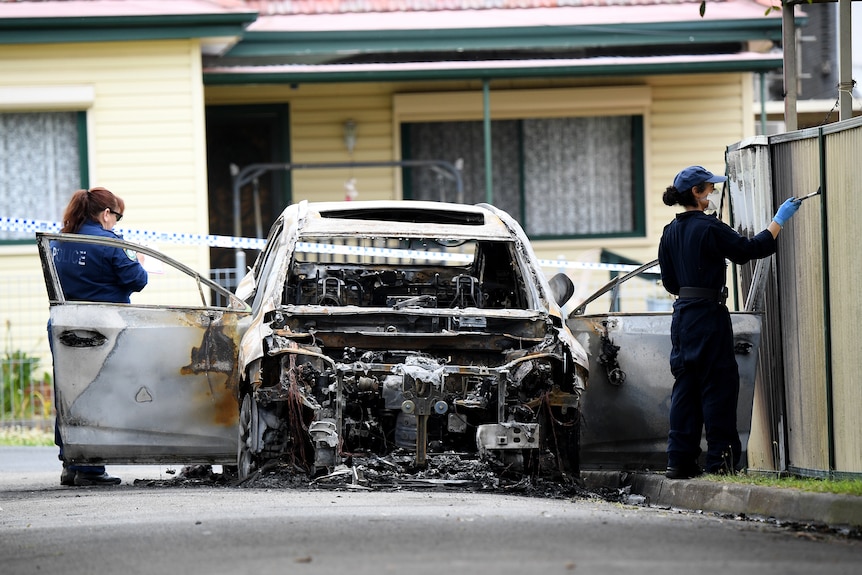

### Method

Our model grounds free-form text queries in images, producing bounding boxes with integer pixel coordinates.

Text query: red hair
[60,187,125,233]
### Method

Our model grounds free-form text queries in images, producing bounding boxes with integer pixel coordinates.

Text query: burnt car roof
[316,203,487,226]
[298,200,514,239]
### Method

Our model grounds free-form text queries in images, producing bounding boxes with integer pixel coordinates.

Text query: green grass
[0,425,54,447]
[706,472,862,497]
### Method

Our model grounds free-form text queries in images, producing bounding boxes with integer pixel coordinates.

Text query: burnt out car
[233,201,588,481]
[37,201,765,484]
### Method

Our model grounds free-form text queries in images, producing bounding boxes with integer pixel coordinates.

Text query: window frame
[0,108,90,246]
[393,86,650,241]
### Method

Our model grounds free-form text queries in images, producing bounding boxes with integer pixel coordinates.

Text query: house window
[0,111,83,242]
[401,115,644,239]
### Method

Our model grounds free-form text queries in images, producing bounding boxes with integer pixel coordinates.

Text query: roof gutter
[228,19,787,58]
[0,13,258,45]
[204,54,784,85]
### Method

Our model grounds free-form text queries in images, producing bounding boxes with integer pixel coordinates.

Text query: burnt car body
[36,202,763,481]
[233,201,588,480]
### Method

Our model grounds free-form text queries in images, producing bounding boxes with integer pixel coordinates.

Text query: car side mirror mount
[548,272,575,307]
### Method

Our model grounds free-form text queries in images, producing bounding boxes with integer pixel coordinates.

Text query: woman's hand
[772,197,803,227]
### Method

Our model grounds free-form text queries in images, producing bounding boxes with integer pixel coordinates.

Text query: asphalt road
[1,447,861,575]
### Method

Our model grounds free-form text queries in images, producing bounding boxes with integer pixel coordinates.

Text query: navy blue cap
[673,166,727,192]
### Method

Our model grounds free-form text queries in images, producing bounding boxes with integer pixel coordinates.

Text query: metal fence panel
[823,118,862,473]
[726,137,783,472]
[770,130,831,475]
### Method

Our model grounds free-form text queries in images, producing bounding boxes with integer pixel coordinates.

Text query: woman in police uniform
[658,166,801,479]
[52,187,148,486]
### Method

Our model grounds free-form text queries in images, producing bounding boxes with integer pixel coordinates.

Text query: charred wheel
[545,404,581,480]
[237,393,260,480]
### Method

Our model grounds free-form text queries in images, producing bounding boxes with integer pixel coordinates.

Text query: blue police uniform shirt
[658,211,776,297]
[52,220,148,303]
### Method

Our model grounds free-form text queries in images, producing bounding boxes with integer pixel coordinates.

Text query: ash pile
[135,452,623,503]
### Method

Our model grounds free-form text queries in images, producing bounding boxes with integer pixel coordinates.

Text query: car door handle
[59,330,108,347]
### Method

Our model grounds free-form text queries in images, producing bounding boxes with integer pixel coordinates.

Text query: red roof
[0,1,254,18]
[0,0,783,20]
[241,0,757,15]
[244,0,779,33]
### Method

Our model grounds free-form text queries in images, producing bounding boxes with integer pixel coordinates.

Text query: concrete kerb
[581,470,862,529]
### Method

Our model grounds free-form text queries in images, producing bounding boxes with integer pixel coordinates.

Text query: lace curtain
[0,112,80,241]
[523,116,633,236]
[405,116,635,237]
[405,120,522,218]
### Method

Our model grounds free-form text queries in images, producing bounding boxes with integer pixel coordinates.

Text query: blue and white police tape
[2,216,652,273]
[1,216,267,250]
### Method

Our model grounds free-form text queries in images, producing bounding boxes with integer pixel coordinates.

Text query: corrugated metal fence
[727,115,862,479]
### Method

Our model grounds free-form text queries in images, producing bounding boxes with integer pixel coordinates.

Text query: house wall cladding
[0,35,757,404]
[205,71,751,271]
[727,116,862,477]
[0,39,212,370]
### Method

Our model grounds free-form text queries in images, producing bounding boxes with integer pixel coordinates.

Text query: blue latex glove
[772,197,803,227]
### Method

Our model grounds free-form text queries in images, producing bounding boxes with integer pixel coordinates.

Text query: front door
[205,104,291,273]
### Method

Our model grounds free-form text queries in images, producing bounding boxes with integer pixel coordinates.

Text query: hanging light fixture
[343,119,357,154]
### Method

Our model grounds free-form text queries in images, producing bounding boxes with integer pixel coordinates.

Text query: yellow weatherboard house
[0,0,786,368]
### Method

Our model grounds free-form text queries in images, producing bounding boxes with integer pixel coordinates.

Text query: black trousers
[667,301,742,473]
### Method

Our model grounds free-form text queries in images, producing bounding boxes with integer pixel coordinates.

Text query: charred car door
[37,232,250,465]
[566,259,761,471]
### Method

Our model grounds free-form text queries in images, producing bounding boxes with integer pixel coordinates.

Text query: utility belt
[678,286,728,304]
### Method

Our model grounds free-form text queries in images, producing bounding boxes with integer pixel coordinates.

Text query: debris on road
[130,452,628,504]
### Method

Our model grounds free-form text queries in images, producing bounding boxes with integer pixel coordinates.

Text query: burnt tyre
[237,393,259,480]
[546,406,581,480]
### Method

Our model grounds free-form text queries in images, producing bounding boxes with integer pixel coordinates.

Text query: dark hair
[61,187,125,233]
[662,182,708,208]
